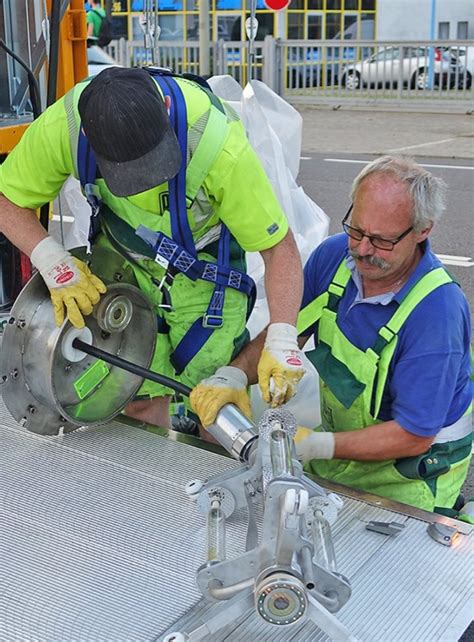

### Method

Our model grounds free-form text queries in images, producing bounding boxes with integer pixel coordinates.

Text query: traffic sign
[264,0,290,10]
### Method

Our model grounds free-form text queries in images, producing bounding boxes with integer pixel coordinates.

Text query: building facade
[86,0,473,43]
[86,0,375,43]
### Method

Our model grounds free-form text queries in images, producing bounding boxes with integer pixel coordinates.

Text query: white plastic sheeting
[208,76,329,339]
[209,76,328,427]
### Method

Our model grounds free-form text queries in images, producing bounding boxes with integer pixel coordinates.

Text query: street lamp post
[427,0,436,90]
[199,0,210,76]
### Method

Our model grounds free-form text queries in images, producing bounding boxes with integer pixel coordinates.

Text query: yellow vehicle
[0,0,88,315]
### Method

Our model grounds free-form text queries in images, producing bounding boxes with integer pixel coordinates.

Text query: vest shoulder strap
[328,259,351,297]
[296,257,350,335]
[377,267,453,345]
[297,293,328,336]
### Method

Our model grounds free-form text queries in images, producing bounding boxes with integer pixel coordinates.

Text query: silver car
[341,46,460,90]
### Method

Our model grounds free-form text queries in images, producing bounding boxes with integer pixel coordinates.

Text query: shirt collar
[345,254,397,307]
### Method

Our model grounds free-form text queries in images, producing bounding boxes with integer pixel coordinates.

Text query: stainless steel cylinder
[206,404,258,462]
[207,494,226,563]
[270,427,294,478]
[311,509,338,572]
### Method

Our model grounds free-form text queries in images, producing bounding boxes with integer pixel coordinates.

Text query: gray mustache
[349,249,390,270]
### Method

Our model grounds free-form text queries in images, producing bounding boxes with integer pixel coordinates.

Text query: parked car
[87,45,120,76]
[287,45,356,88]
[442,46,473,89]
[340,46,462,90]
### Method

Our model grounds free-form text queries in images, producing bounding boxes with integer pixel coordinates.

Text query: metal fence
[107,37,474,108]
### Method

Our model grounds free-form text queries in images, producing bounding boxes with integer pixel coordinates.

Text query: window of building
[111,16,128,39]
[288,13,305,39]
[326,12,342,38]
[307,14,323,39]
[457,21,468,39]
[307,0,323,9]
[438,22,450,39]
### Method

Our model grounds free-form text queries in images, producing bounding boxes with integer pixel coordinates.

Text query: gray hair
[350,155,446,231]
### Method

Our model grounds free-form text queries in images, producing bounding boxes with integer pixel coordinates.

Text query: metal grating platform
[0,396,472,642]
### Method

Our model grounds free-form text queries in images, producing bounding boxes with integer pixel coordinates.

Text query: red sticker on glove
[56,271,74,284]
[53,263,75,285]
[286,351,302,367]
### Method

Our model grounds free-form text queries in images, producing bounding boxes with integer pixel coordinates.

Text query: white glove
[31,236,106,328]
[257,323,306,407]
[294,427,335,463]
[189,366,252,427]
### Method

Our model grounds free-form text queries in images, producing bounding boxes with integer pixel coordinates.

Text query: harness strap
[135,224,255,297]
[101,212,173,311]
[151,73,195,256]
[170,226,230,374]
[77,127,101,241]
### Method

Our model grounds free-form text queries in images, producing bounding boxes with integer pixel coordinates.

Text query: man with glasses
[191,155,472,514]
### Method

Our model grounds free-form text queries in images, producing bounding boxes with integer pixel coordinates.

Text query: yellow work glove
[30,236,107,329]
[257,323,306,408]
[189,366,252,428]
[294,426,335,464]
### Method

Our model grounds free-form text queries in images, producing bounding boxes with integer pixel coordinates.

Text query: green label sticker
[73,360,110,400]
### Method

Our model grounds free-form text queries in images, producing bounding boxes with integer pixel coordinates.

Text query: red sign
[264,0,290,10]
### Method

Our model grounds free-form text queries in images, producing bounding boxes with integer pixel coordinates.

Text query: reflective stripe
[185,105,228,201]
[296,292,328,335]
[64,88,80,178]
[434,411,473,444]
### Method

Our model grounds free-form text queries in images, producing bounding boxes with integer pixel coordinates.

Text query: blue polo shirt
[300,233,472,438]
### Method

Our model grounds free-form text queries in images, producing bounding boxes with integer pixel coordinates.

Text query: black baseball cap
[78,67,181,197]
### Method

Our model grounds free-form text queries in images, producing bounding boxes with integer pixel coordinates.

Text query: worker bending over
[0,67,304,428]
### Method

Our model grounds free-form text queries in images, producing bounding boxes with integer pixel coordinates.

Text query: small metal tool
[365,521,406,537]
[427,522,459,547]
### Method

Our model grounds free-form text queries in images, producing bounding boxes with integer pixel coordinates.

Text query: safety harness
[77,68,256,374]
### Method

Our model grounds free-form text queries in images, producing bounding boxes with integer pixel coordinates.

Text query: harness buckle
[152,276,175,312]
[154,253,170,270]
[202,314,223,329]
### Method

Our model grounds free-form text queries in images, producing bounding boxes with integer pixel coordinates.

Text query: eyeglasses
[342,205,413,251]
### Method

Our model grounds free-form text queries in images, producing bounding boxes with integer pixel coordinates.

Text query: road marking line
[52,215,74,222]
[436,254,472,261]
[436,254,473,267]
[324,158,474,170]
[438,260,474,267]
[387,137,460,152]
[300,156,312,160]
